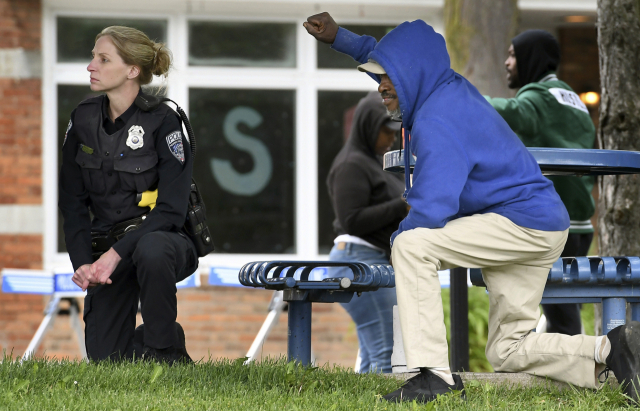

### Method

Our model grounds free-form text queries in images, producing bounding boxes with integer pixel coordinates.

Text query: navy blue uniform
[59,92,198,360]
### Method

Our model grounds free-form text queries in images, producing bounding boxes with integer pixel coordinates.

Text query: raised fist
[303,12,339,44]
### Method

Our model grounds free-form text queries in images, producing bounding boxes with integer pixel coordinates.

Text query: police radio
[135,93,215,257]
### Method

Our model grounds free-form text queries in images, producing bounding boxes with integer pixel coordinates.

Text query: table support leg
[602,298,627,335]
[631,303,640,322]
[288,300,312,366]
[450,267,469,372]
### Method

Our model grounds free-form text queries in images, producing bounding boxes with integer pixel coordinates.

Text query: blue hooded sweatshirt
[331,23,570,245]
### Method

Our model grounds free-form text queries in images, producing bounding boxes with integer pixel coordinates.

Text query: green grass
[0,356,634,410]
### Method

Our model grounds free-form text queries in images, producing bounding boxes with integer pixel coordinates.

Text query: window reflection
[190,88,296,254]
[57,18,167,63]
[189,22,296,67]
[57,85,101,252]
[317,90,370,254]
[317,25,396,69]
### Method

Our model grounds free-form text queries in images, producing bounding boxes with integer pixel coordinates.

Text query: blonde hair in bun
[96,26,172,86]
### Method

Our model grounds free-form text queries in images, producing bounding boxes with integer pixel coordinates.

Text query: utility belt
[90,215,147,260]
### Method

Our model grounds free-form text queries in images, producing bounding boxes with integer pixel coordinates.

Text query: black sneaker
[604,321,640,401]
[383,369,465,403]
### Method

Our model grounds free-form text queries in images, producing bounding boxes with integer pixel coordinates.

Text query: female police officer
[59,26,197,363]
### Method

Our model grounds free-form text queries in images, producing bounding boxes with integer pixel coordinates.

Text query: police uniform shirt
[59,91,193,271]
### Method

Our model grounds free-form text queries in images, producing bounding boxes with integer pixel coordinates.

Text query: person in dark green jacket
[485,30,596,336]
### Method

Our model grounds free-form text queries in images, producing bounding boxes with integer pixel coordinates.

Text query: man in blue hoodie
[305,12,640,403]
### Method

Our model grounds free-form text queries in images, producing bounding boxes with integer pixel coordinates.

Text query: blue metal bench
[470,257,640,334]
[238,261,395,365]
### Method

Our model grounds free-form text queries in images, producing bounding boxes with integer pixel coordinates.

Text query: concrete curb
[389,372,619,390]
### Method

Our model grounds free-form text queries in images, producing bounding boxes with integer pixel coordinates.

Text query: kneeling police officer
[59,26,197,363]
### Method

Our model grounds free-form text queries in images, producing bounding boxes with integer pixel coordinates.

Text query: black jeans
[541,232,593,335]
[83,231,198,361]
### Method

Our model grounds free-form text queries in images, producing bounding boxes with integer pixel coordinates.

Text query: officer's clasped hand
[72,248,122,291]
[303,12,339,44]
[72,264,95,291]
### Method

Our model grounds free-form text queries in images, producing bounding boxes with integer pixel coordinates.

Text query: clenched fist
[303,12,339,44]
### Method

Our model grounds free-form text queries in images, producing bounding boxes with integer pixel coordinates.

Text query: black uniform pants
[541,232,593,335]
[83,231,198,361]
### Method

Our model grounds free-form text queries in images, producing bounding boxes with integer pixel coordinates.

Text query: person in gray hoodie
[326,91,407,373]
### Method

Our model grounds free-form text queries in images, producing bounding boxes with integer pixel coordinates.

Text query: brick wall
[0,0,45,359]
[0,79,42,204]
[0,0,41,50]
[176,282,358,366]
[31,278,359,368]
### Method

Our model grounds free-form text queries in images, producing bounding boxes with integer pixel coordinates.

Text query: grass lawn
[0,356,634,410]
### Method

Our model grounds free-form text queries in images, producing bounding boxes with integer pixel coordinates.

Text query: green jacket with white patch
[486,73,596,233]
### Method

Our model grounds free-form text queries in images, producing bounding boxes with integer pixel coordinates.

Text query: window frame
[43,8,421,273]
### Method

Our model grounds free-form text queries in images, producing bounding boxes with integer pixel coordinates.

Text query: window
[316,90,369,254]
[57,85,101,252]
[317,24,396,69]
[190,88,296,253]
[57,17,167,63]
[189,22,296,67]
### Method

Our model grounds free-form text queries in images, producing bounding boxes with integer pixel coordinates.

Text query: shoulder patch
[548,88,589,114]
[166,131,185,164]
[63,119,72,147]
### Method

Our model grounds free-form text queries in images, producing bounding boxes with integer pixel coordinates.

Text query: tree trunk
[596,0,640,335]
[444,0,519,97]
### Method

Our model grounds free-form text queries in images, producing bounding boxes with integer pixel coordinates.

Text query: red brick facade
[0,0,40,50]
[30,280,358,367]
[0,79,42,205]
[0,0,45,359]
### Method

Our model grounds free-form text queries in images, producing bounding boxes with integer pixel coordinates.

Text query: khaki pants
[391,213,597,388]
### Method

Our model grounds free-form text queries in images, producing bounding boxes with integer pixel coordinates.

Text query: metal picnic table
[382,147,640,371]
[238,261,396,365]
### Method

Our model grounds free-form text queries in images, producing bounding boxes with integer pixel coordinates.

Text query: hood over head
[512,30,560,86]
[346,90,398,157]
[367,20,456,128]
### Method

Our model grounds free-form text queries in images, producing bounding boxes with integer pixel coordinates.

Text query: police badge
[126,125,145,150]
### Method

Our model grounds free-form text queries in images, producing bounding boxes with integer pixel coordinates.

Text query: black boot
[604,321,640,401]
[133,324,145,359]
[383,369,465,403]
[141,322,193,365]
